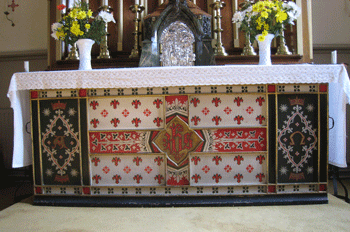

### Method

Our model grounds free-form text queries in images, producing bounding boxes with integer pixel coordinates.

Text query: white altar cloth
[7,64,350,168]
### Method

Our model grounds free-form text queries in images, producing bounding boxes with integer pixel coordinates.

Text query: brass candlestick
[64,8,79,60]
[129,4,145,58]
[97,5,113,59]
[241,31,256,56]
[210,0,228,56]
[276,28,292,55]
[66,44,79,60]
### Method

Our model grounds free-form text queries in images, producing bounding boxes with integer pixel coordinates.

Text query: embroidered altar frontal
[30,83,329,206]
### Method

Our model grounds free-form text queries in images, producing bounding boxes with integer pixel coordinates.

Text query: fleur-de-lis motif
[154,174,164,184]
[132,99,141,109]
[132,118,141,127]
[234,97,244,106]
[112,157,121,166]
[154,156,163,166]
[212,97,221,107]
[212,155,222,165]
[190,97,200,107]
[234,155,244,165]
[90,100,99,110]
[153,99,163,109]
[90,118,99,128]
[256,115,265,124]
[191,156,201,165]
[91,157,100,166]
[112,175,122,184]
[256,173,265,182]
[153,117,163,127]
[212,174,222,183]
[234,173,243,183]
[110,118,120,128]
[212,116,222,126]
[191,116,201,126]
[256,155,265,164]
[191,174,201,183]
[133,156,143,166]
[92,174,102,184]
[234,115,244,125]
[110,99,120,109]
[256,97,265,106]
[133,174,143,184]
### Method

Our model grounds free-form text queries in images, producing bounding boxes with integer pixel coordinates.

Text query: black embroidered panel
[39,99,81,185]
[277,94,318,183]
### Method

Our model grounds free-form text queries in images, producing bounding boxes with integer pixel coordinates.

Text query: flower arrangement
[51,2,115,45]
[232,0,301,42]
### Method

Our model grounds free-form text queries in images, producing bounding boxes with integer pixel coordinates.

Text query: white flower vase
[76,39,95,70]
[256,34,275,65]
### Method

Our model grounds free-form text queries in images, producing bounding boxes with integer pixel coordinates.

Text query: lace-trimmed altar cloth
[7,64,350,168]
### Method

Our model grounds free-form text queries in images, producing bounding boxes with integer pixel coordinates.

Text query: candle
[24,61,29,72]
[104,0,108,6]
[61,0,66,14]
[331,50,337,64]
[68,0,74,9]
[135,0,139,5]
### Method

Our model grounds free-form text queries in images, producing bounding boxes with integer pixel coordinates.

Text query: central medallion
[153,116,202,166]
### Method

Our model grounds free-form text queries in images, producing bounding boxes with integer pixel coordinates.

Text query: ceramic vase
[76,38,95,70]
[256,34,275,65]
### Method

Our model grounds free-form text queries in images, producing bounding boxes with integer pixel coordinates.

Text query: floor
[0,168,349,211]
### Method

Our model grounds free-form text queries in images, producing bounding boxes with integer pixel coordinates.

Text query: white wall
[312,0,350,45]
[0,0,48,52]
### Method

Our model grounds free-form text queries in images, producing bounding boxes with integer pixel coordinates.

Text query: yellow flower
[258,35,265,42]
[85,24,91,29]
[261,11,269,19]
[77,10,87,20]
[87,9,93,18]
[56,30,65,40]
[69,8,78,19]
[262,30,268,36]
[70,23,82,36]
[276,11,288,23]
[258,2,265,11]
[263,23,269,31]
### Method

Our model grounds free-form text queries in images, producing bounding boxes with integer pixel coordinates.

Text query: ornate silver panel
[160,21,196,66]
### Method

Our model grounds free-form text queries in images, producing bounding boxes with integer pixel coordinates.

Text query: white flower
[98,11,116,23]
[232,11,243,23]
[51,31,59,40]
[283,2,301,25]
[232,11,244,23]
[51,22,63,32]
[245,6,253,14]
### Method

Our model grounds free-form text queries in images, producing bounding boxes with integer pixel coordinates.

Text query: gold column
[232,0,240,48]
[210,0,228,56]
[129,4,145,58]
[241,31,256,56]
[276,29,292,55]
[97,2,113,59]
[65,0,79,60]
[117,0,123,51]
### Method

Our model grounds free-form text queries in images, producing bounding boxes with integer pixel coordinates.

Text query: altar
[7,64,350,206]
